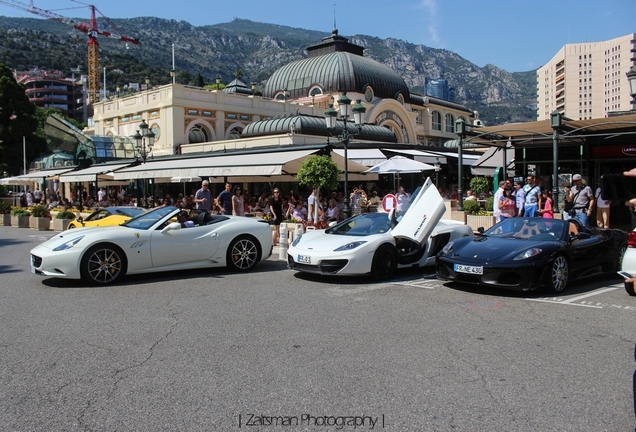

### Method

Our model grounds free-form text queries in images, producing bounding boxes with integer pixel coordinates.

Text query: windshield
[116,207,145,217]
[484,218,566,240]
[329,212,392,236]
[122,206,177,230]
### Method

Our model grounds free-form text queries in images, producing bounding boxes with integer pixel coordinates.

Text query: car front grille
[287,255,348,274]
[31,254,42,268]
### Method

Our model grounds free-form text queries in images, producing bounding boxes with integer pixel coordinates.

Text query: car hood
[36,225,132,250]
[451,236,552,260]
[292,230,386,252]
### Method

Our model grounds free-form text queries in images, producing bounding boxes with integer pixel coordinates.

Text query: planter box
[466,214,496,232]
[11,215,30,228]
[31,217,51,231]
[53,218,73,231]
[2,214,10,226]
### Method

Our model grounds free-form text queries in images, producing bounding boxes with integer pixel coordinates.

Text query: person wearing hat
[567,174,595,226]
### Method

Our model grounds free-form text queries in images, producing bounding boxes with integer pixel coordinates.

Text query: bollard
[279,223,288,260]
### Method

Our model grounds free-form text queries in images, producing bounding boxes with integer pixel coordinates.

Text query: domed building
[259,28,471,145]
[81,27,481,199]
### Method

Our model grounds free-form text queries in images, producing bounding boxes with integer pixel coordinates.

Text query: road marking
[526,287,619,308]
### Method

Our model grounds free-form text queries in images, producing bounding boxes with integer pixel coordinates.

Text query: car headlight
[334,241,367,252]
[513,248,542,260]
[291,236,302,247]
[53,236,85,251]
[440,241,454,255]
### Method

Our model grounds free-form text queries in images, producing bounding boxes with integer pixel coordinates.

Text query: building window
[414,110,422,124]
[432,111,442,131]
[445,113,455,132]
[188,124,208,144]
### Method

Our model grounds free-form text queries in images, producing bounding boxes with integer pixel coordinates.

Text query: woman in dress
[498,188,516,221]
[538,190,554,219]
[232,186,245,216]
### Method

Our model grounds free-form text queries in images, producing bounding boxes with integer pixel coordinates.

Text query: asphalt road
[1,226,635,431]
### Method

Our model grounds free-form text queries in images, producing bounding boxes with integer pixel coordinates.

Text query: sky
[0,0,634,72]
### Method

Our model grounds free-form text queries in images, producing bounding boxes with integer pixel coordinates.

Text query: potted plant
[10,207,31,228]
[0,201,11,226]
[463,199,495,231]
[30,205,51,231]
[54,210,76,231]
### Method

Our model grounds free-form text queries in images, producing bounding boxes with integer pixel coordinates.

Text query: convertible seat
[515,222,542,239]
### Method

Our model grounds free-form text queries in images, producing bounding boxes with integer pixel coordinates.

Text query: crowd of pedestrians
[483,173,606,227]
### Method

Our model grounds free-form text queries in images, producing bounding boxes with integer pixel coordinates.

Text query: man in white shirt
[307,187,317,222]
[97,187,106,204]
[493,181,505,221]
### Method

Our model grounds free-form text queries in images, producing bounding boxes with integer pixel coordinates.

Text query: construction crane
[0,0,141,104]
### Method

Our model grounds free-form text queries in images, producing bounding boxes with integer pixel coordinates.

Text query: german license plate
[454,264,483,275]
[297,254,311,264]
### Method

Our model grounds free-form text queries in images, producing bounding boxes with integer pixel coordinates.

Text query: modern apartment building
[14,69,84,123]
[536,33,636,121]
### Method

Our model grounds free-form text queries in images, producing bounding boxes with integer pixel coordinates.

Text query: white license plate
[454,264,483,275]
[297,254,311,264]
[31,264,36,274]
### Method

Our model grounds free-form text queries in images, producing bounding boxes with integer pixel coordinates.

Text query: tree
[234,69,244,80]
[469,176,490,196]
[195,73,205,87]
[297,155,341,221]
[0,61,44,175]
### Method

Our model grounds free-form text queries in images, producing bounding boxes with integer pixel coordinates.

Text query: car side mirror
[576,232,591,240]
[477,227,485,235]
[161,221,181,233]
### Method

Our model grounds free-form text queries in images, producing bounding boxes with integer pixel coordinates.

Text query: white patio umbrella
[363,156,439,174]
[364,156,439,191]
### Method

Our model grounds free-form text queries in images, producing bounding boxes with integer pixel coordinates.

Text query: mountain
[0,16,537,125]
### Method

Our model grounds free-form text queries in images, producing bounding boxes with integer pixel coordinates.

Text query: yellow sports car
[67,206,146,229]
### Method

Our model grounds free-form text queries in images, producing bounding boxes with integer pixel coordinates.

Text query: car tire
[371,244,398,281]
[67,223,76,229]
[617,244,627,270]
[80,244,127,285]
[625,282,636,296]
[227,235,260,271]
[547,254,569,293]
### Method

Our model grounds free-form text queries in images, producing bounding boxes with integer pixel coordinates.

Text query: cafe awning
[14,167,76,180]
[111,147,379,181]
[59,162,133,183]
[332,148,386,167]
[471,146,516,177]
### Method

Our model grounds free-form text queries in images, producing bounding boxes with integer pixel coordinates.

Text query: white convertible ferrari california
[30,206,273,285]
[287,178,474,280]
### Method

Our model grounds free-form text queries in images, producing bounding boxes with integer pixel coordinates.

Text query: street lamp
[215,75,221,91]
[324,92,366,219]
[550,110,562,213]
[435,157,441,187]
[145,77,150,91]
[283,88,290,101]
[170,69,176,84]
[133,119,155,207]
[133,119,155,163]
[627,64,636,111]
[454,118,465,211]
